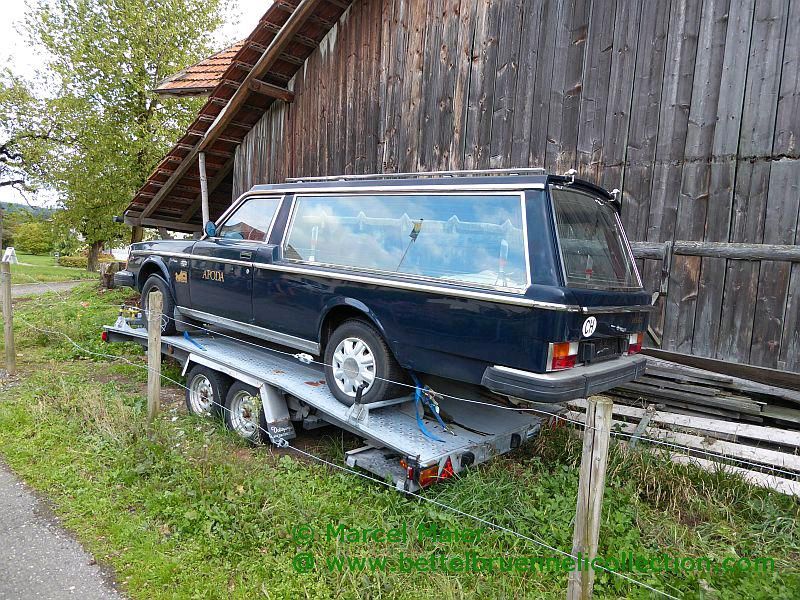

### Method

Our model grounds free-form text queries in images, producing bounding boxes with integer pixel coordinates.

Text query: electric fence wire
[7,310,680,600]
[8,276,800,481]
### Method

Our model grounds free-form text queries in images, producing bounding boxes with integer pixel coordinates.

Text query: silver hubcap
[332,337,376,397]
[188,374,214,415]
[230,391,260,439]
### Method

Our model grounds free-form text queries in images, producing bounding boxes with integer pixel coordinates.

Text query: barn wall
[233,0,800,372]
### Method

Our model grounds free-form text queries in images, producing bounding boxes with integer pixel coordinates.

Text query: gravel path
[10,280,85,299]
[0,463,124,599]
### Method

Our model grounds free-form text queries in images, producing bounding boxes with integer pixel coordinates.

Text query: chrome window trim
[281,190,532,292]
[176,306,320,354]
[201,194,285,243]
[131,249,578,311]
[548,185,644,292]
[129,249,653,314]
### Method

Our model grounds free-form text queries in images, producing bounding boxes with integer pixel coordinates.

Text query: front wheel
[323,319,405,406]
[141,274,177,335]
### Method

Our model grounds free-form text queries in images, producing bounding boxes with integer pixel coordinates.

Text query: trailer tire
[141,274,177,335]
[324,319,405,406]
[185,365,229,417]
[224,382,267,444]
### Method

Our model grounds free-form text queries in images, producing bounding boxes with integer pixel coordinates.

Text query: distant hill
[0,202,55,219]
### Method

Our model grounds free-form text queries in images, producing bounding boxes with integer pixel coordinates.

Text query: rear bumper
[113,269,136,289]
[481,354,646,403]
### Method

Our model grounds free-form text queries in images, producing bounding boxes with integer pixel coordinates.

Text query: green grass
[12,253,98,284]
[0,283,798,599]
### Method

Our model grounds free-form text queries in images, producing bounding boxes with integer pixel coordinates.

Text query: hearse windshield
[551,187,640,290]
[284,193,528,291]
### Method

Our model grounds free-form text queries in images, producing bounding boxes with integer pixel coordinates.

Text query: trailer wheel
[141,274,177,335]
[185,365,229,417]
[324,319,405,406]
[224,382,266,444]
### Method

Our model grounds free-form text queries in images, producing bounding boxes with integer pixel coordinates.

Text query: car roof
[248,174,612,199]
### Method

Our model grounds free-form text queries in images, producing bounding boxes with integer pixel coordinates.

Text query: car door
[188,196,281,324]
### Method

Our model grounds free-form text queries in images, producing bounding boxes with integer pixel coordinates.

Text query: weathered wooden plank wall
[232,0,800,372]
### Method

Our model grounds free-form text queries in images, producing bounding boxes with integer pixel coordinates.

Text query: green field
[0,283,797,599]
[11,253,97,284]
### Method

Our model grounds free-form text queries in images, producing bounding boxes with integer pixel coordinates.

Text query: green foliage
[0,285,798,599]
[6,0,230,247]
[57,255,88,268]
[0,71,53,194]
[12,220,53,254]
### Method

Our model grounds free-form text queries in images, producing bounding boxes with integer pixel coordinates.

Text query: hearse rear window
[284,193,528,290]
[551,187,640,290]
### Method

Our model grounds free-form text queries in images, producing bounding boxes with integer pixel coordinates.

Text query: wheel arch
[137,258,171,291]
[317,298,391,354]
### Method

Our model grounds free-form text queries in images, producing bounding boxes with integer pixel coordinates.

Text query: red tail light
[417,457,456,488]
[101,331,109,342]
[628,332,643,354]
[548,341,579,371]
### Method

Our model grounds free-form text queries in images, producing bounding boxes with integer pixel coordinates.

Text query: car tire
[324,319,406,406]
[224,382,267,444]
[141,274,177,335]
[185,365,230,418]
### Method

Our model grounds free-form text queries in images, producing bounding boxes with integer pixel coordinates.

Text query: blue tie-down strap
[183,331,206,351]
[410,372,449,442]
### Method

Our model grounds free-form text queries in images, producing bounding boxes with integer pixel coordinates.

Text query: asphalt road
[0,463,123,599]
[10,280,85,299]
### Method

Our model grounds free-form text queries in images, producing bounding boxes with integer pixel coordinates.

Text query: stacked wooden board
[566,398,800,498]
[605,357,800,428]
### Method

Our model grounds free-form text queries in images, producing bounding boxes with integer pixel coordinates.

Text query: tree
[15,0,229,270]
[13,221,54,255]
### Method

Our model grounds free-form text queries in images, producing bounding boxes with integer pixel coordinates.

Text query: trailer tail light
[417,456,456,488]
[628,332,643,355]
[547,341,579,371]
[101,330,109,343]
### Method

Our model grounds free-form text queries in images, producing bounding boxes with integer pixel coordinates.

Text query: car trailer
[102,317,543,493]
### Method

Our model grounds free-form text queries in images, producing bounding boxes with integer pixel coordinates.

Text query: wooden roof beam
[139,0,322,220]
[248,78,295,102]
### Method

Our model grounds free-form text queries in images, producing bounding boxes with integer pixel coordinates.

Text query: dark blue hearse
[116,169,649,406]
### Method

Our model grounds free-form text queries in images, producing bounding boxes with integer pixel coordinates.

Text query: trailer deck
[104,319,542,491]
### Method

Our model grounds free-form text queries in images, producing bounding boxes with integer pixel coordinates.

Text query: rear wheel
[324,319,405,406]
[224,382,266,444]
[141,274,177,335]
[185,365,229,417]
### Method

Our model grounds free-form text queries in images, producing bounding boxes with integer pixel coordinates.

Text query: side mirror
[204,221,217,237]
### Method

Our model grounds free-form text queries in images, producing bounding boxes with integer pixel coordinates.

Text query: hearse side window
[215,197,280,242]
[551,187,640,290]
[284,193,528,291]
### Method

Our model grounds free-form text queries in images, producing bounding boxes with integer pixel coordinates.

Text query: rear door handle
[240,251,252,260]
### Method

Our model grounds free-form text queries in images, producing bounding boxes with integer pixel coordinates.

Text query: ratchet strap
[410,372,450,442]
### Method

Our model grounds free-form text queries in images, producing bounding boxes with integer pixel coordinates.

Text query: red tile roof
[154,40,246,97]
[126,0,351,232]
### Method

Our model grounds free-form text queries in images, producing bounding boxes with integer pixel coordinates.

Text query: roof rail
[285,167,547,183]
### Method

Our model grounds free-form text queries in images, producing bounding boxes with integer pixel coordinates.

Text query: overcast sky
[0,0,271,207]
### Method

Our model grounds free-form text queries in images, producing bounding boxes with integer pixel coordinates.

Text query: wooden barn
[124,0,800,375]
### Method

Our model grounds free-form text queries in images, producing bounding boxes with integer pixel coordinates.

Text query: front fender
[136,256,171,289]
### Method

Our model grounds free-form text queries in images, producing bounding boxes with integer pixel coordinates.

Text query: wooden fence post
[567,396,613,600]
[146,290,163,427]
[1,261,15,376]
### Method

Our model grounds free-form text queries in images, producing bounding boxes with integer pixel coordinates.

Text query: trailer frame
[103,318,543,492]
